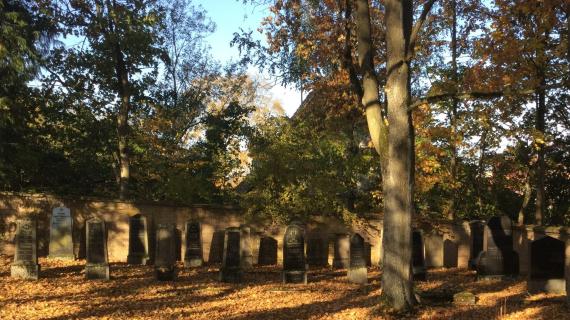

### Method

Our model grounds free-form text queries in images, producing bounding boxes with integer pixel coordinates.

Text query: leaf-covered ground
[0,256,567,319]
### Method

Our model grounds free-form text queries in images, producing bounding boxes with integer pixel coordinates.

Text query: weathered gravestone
[258,236,278,266]
[127,214,149,265]
[155,224,177,281]
[425,232,444,268]
[444,239,459,268]
[85,218,109,280]
[412,231,427,281]
[333,233,350,269]
[219,227,242,282]
[283,223,307,284]
[48,207,74,260]
[184,221,203,267]
[208,230,225,264]
[11,218,40,280]
[476,216,518,279]
[469,221,484,269]
[307,237,328,268]
[528,236,565,294]
[348,233,367,284]
[240,225,253,269]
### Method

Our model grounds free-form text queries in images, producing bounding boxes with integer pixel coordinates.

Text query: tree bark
[517,170,532,225]
[448,0,458,220]
[535,87,545,225]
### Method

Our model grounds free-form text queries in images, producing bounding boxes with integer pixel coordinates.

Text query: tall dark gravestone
[528,236,565,293]
[412,231,426,281]
[258,236,278,266]
[11,218,40,280]
[155,224,177,281]
[219,227,242,282]
[127,214,149,265]
[469,221,484,269]
[85,218,110,280]
[333,233,350,269]
[348,233,367,284]
[184,221,203,267]
[476,215,518,279]
[307,237,328,268]
[208,230,225,264]
[283,223,307,284]
[48,207,74,260]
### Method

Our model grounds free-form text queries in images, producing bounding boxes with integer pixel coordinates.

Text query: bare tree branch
[408,0,437,58]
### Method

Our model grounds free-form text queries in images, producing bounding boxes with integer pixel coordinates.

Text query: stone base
[333,258,349,269]
[219,267,243,283]
[48,254,75,261]
[283,270,307,284]
[413,266,427,281]
[86,263,110,280]
[184,257,203,268]
[528,278,566,294]
[347,267,367,285]
[11,263,39,280]
[127,254,150,265]
[155,265,176,281]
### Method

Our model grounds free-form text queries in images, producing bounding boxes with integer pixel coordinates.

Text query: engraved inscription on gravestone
[11,218,40,280]
[219,227,242,282]
[127,214,149,265]
[348,233,367,284]
[48,207,74,260]
[85,218,109,280]
[283,223,307,284]
[155,224,176,281]
[184,221,203,267]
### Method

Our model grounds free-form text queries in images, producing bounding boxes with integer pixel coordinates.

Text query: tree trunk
[448,0,458,220]
[517,170,532,225]
[535,88,545,225]
[381,0,415,310]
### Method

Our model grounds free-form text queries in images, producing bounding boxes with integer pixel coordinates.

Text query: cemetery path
[0,257,567,319]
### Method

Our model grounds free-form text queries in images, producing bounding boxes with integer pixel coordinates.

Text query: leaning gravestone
[258,236,278,266]
[85,218,109,280]
[184,221,203,267]
[155,224,177,281]
[412,231,427,281]
[127,214,150,265]
[48,206,74,260]
[333,233,350,269]
[219,227,242,282]
[528,236,565,293]
[283,223,307,284]
[476,215,517,279]
[348,233,367,284]
[11,218,40,280]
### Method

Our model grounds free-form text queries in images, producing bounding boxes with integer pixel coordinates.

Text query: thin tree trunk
[448,0,458,220]
[535,88,546,225]
[517,170,532,225]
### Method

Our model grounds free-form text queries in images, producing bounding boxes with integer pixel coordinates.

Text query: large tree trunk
[448,0,458,220]
[381,0,415,310]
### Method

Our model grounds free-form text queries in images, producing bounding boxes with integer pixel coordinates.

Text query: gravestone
[333,233,350,269]
[155,224,177,281]
[184,221,203,267]
[425,232,444,268]
[476,215,518,279]
[469,221,484,269]
[85,218,109,280]
[348,233,367,284]
[258,236,278,266]
[307,237,328,267]
[208,230,225,264]
[412,231,426,281]
[240,225,253,269]
[10,218,40,280]
[528,236,565,294]
[48,207,74,260]
[219,227,242,282]
[444,239,459,268]
[283,223,307,284]
[127,214,149,265]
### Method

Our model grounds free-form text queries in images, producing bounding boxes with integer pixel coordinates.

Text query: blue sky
[194,0,302,116]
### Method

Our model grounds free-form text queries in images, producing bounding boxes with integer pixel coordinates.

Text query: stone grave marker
[476,215,518,279]
[333,233,350,269]
[48,207,74,260]
[348,233,367,284]
[184,221,203,267]
[240,225,253,269]
[127,214,149,265]
[469,221,484,269]
[85,218,109,280]
[412,231,426,281]
[11,218,40,280]
[219,227,242,282]
[528,236,565,294]
[155,223,177,281]
[258,236,278,266]
[307,237,328,268]
[208,230,225,264]
[444,239,459,268]
[283,223,307,284]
